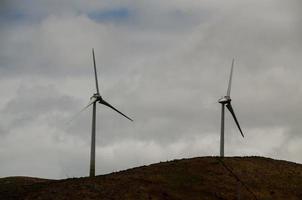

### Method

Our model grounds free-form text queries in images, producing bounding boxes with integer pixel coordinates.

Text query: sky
[0,0,301,179]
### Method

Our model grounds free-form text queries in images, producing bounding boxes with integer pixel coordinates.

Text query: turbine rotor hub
[218,96,231,104]
[91,93,103,102]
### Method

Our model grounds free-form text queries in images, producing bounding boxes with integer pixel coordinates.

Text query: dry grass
[0,157,302,200]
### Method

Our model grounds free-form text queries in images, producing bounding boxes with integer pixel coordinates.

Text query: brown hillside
[0,157,302,200]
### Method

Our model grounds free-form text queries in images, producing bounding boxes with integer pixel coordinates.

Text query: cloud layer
[0,0,302,178]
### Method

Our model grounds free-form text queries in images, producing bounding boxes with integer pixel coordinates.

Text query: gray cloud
[0,0,302,178]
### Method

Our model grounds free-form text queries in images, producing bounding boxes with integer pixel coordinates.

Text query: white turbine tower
[81,49,133,177]
[218,59,244,157]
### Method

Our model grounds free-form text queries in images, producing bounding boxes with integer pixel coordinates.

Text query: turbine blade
[82,97,98,112]
[226,102,244,137]
[67,97,98,124]
[100,99,133,121]
[92,48,100,94]
[226,58,235,97]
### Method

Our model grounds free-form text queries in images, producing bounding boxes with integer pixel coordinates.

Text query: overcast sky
[0,0,301,179]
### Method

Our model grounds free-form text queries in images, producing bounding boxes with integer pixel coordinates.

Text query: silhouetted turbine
[218,59,244,157]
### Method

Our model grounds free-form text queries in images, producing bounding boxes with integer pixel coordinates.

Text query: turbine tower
[82,48,133,177]
[218,59,244,157]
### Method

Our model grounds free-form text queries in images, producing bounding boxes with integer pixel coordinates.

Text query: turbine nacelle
[91,93,103,102]
[218,96,231,104]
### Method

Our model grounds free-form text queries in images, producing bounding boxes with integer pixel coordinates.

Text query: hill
[0,157,302,200]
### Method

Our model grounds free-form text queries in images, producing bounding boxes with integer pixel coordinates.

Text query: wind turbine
[218,59,244,157]
[81,48,133,177]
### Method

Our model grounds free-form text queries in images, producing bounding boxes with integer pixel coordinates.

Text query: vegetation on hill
[0,157,302,200]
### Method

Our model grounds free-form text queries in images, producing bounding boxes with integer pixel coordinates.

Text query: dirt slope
[0,157,302,200]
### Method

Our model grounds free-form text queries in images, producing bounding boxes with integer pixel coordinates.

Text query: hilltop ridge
[0,156,302,200]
